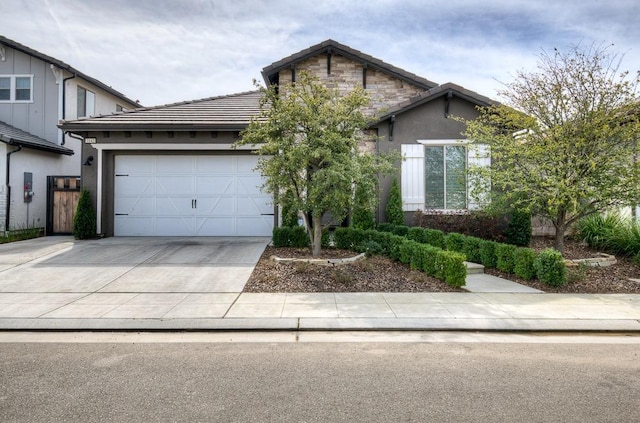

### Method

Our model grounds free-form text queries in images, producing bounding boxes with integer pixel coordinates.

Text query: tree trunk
[311,212,323,256]
[553,210,567,254]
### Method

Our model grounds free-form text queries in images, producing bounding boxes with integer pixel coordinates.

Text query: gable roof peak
[262,39,438,89]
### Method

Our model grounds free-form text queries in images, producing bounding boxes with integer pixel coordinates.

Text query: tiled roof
[59,91,263,132]
[374,82,498,123]
[0,121,74,155]
[0,35,140,108]
[262,39,438,89]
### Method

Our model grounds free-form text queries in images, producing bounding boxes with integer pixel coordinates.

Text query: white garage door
[114,155,273,236]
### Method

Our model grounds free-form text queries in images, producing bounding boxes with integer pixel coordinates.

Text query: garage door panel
[114,155,273,236]
[115,197,154,216]
[196,156,234,173]
[156,156,193,173]
[237,176,263,195]
[195,176,233,195]
[195,217,235,236]
[115,216,154,236]
[237,217,273,236]
[155,217,195,235]
[156,196,194,216]
[236,156,260,172]
[115,176,153,196]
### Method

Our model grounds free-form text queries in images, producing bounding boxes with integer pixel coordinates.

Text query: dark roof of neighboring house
[0,35,140,108]
[0,121,74,155]
[60,91,263,132]
[374,82,498,123]
[262,39,438,90]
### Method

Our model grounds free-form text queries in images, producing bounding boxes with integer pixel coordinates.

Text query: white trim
[417,139,468,146]
[96,148,103,234]
[0,74,34,103]
[89,143,258,151]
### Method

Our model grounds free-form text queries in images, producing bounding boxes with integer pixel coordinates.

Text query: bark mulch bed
[243,238,640,293]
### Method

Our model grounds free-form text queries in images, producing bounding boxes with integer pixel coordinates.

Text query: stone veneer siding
[278,53,426,118]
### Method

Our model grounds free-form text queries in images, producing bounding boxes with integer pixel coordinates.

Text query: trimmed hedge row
[375,223,567,287]
[334,227,467,288]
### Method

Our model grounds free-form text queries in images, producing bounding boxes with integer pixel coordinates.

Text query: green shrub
[435,250,466,288]
[407,227,427,243]
[479,240,498,269]
[272,226,310,248]
[513,248,537,280]
[280,201,300,227]
[399,240,420,265]
[420,244,441,276]
[445,233,467,253]
[505,210,532,246]
[388,235,406,261]
[463,236,483,263]
[358,240,383,257]
[386,178,404,226]
[423,228,445,249]
[367,230,392,256]
[535,248,567,287]
[73,189,97,240]
[376,223,395,233]
[391,225,409,237]
[351,183,375,230]
[414,210,509,242]
[334,227,366,250]
[566,263,588,284]
[495,243,517,273]
[321,229,332,248]
[577,213,640,257]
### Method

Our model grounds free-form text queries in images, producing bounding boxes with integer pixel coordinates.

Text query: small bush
[577,213,640,257]
[376,223,395,233]
[495,243,517,273]
[535,248,567,287]
[566,263,588,284]
[321,229,332,248]
[420,244,441,276]
[414,210,509,242]
[435,250,467,288]
[505,210,532,246]
[407,227,427,243]
[351,183,375,230]
[334,227,365,250]
[391,225,409,237]
[479,240,498,269]
[280,202,300,227]
[386,178,405,225]
[463,236,483,263]
[423,228,445,249]
[73,189,97,240]
[445,233,467,253]
[513,248,537,280]
[272,226,310,248]
[358,240,383,257]
[399,240,420,265]
[388,235,406,261]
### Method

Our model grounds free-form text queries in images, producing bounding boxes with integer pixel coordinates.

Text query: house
[0,35,140,235]
[60,40,495,237]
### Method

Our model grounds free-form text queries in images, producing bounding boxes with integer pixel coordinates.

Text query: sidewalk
[1,236,639,332]
[1,291,639,332]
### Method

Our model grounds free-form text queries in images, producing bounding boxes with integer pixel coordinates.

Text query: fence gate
[47,176,81,235]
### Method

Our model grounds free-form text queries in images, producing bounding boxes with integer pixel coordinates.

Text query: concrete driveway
[0,236,270,322]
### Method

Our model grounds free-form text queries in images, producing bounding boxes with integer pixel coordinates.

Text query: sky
[1,0,639,107]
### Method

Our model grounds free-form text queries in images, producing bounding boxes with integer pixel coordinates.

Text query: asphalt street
[1,332,639,422]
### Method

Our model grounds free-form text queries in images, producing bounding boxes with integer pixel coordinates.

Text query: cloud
[1,0,638,106]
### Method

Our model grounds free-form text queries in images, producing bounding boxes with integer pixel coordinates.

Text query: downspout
[5,145,22,232]
[61,72,77,145]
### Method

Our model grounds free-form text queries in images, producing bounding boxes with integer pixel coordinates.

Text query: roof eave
[60,123,251,133]
[0,136,74,156]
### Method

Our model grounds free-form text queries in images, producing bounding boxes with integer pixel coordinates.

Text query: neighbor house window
[424,145,467,209]
[0,75,33,102]
[77,86,95,118]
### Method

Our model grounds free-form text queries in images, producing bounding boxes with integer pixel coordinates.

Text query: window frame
[77,85,96,118]
[0,74,34,103]
[419,139,468,211]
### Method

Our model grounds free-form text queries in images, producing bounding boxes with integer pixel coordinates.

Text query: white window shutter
[401,144,424,211]
[467,143,490,210]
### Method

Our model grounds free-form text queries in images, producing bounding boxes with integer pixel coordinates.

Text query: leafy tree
[351,181,375,230]
[73,189,96,239]
[237,72,396,256]
[464,43,640,253]
[385,178,404,226]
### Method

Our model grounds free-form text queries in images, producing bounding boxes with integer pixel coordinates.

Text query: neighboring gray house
[61,40,495,237]
[0,36,139,235]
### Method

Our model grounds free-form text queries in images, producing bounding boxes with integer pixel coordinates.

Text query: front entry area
[113,155,273,236]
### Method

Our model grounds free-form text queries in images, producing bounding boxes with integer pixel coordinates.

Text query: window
[116,104,124,112]
[77,86,95,118]
[425,145,467,209]
[401,141,488,212]
[0,75,33,102]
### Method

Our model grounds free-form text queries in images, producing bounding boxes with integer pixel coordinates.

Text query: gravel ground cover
[243,238,640,293]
